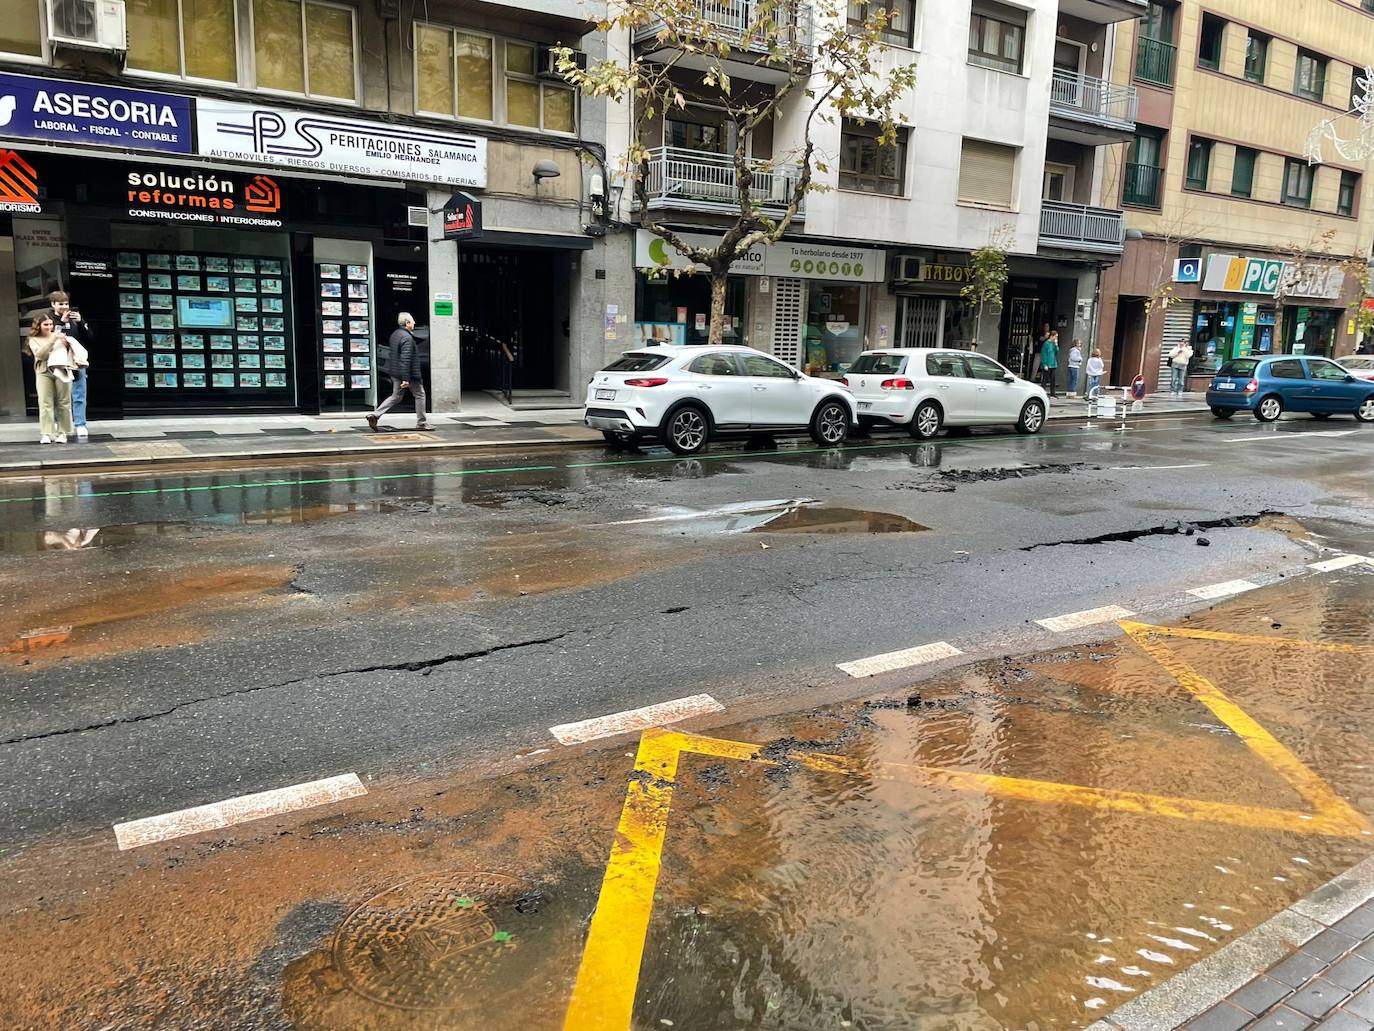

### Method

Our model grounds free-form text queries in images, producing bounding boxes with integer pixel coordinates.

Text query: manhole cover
[333,870,542,1010]
[361,432,438,445]
[108,441,192,458]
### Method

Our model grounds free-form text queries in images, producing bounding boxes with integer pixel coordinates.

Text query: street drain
[333,870,543,1010]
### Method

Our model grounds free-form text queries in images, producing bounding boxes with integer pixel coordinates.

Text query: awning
[442,227,594,251]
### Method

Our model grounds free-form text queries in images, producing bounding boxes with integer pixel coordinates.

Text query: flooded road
[3,572,1373,1030]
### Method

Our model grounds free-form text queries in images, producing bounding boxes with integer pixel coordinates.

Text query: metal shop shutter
[959,139,1018,208]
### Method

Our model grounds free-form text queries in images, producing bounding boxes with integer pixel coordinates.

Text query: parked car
[1206,355,1374,422]
[583,345,857,455]
[841,348,1049,438]
[1338,355,1374,382]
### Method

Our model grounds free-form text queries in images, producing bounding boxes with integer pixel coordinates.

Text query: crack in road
[0,631,572,747]
[1019,511,1282,551]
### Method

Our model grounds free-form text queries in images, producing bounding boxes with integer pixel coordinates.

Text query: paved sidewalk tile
[1249,1007,1315,1029]
[1272,953,1334,987]
[1232,976,1297,1014]
[1183,1001,1255,1030]
[1326,956,1374,992]
[1316,1011,1374,1030]
[1288,981,1351,1019]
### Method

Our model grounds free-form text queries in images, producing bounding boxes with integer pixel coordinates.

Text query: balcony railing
[640,147,806,217]
[1123,162,1163,207]
[1050,70,1138,131]
[1039,200,1126,253]
[633,0,814,60]
[1135,35,1177,87]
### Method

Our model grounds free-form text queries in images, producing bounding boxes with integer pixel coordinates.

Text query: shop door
[375,259,428,395]
[459,249,563,392]
[1004,298,1036,377]
[899,296,941,348]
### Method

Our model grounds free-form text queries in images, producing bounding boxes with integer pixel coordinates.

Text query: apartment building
[1099,0,1374,391]
[620,0,1145,381]
[0,0,630,422]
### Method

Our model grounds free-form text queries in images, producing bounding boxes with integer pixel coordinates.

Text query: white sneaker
[39,435,51,444]
[76,426,88,440]
[55,433,67,444]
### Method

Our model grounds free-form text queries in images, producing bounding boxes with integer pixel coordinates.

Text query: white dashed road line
[1187,579,1261,601]
[1308,554,1372,572]
[837,641,964,679]
[1223,430,1360,443]
[113,773,367,850]
[549,694,725,745]
[1035,605,1136,633]
[1111,464,1212,471]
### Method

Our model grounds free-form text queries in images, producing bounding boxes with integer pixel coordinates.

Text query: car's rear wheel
[663,405,709,455]
[1016,398,1047,435]
[909,400,942,440]
[1255,395,1283,422]
[810,400,850,447]
[1210,406,1235,419]
[1357,396,1374,423]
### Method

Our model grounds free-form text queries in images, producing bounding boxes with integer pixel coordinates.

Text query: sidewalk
[0,391,1213,475]
[1091,853,1374,1030]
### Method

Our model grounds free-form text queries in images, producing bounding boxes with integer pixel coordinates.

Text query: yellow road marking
[563,624,1373,1030]
[1124,621,1374,653]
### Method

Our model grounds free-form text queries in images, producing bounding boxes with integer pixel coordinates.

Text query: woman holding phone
[24,313,77,444]
[47,291,93,440]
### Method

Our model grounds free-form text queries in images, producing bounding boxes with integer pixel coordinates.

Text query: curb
[1088,852,1374,1030]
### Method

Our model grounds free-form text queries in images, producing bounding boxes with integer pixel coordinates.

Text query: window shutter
[959,140,1017,208]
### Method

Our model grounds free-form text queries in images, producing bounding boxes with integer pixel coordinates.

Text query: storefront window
[1286,307,1339,357]
[805,282,868,377]
[0,1,41,57]
[1191,301,1238,376]
[635,273,749,347]
[253,0,357,101]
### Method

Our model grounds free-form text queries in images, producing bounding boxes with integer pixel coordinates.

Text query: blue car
[1206,355,1374,423]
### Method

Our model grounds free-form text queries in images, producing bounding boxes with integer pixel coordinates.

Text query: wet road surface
[1,413,1373,1029]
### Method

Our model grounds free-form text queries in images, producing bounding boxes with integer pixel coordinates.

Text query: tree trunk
[708,274,728,345]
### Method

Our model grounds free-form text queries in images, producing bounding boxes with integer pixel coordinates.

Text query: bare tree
[1118,208,1216,384]
[1273,229,1367,357]
[557,0,918,343]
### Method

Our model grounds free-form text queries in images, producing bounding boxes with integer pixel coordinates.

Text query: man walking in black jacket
[366,312,432,431]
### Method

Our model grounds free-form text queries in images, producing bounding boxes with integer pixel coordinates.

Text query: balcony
[639,148,806,219]
[1123,162,1162,208]
[1056,0,1147,25]
[1039,201,1125,254]
[1135,36,1177,88]
[633,0,814,75]
[1049,71,1138,145]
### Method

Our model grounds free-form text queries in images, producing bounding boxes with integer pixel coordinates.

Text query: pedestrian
[1067,339,1083,396]
[1085,347,1106,399]
[1039,331,1059,396]
[1167,339,1194,395]
[24,313,77,444]
[44,291,94,440]
[366,312,431,431]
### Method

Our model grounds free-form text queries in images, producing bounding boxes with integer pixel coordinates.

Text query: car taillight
[1245,378,1259,393]
[881,378,916,390]
[624,377,669,387]
[840,377,849,387]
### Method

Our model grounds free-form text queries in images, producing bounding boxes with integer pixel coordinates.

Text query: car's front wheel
[1210,406,1236,419]
[1255,395,1284,422]
[1357,396,1374,423]
[663,405,710,455]
[1016,398,1047,435]
[909,400,942,440]
[809,400,850,447]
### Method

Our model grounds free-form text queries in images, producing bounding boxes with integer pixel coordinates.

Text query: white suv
[584,345,857,455]
[844,348,1049,438]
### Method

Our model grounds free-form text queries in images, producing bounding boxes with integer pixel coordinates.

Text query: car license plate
[595,389,616,401]
[858,401,873,410]
[1216,382,1235,390]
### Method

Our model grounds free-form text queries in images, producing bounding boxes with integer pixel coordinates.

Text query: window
[253,0,356,101]
[1198,14,1224,70]
[965,355,1009,381]
[926,354,969,378]
[688,354,742,376]
[839,120,908,196]
[847,0,915,48]
[1185,137,1212,191]
[1354,66,1369,111]
[606,354,672,372]
[127,0,237,81]
[849,353,907,375]
[1231,147,1257,197]
[968,1,1025,75]
[0,0,41,57]
[416,25,494,120]
[1218,359,1259,378]
[1339,170,1359,216]
[1124,128,1164,207]
[1295,49,1327,102]
[1136,1,1176,87]
[1269,359,1304,379]
[505,42,576,133]
[1282,158,1314,208]
[1245,31,1268,83]
[739,354,796,378]
[1306,359,1348,380]
[958,139,1017,209]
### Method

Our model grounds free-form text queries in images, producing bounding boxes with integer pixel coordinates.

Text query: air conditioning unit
[538,45,587,79]
[406,205,429,228]
[48,0,127,53]
[895,255,924,282]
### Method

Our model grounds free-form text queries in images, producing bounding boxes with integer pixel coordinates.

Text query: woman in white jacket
[24,313,78,443]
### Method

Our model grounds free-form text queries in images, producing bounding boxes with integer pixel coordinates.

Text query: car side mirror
[1002,374,1015,383]
[1346,374,1358,383]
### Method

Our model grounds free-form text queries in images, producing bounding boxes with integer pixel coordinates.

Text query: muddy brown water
[3,575,1372,1030]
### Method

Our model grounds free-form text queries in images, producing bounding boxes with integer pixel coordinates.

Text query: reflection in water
[599,499,927,536]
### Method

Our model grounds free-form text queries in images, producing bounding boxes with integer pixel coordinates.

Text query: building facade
[1099,0,1374,391]
[0,0,635,422]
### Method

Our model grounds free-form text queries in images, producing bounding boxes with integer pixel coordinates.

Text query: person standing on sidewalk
[1039,331,1059,397]
[1168,340,1194,395]
[24,314,76,444]
[1066,339,1083,396]
[1085,348,1106,399]
[45,291,95,440]
[366,312,432,431]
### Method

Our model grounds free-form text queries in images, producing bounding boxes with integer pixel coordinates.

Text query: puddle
[600,499,928,536]
[747,504,928,535]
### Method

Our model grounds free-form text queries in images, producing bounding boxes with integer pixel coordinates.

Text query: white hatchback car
[844,348,1049,438]
[583,345,858,455]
